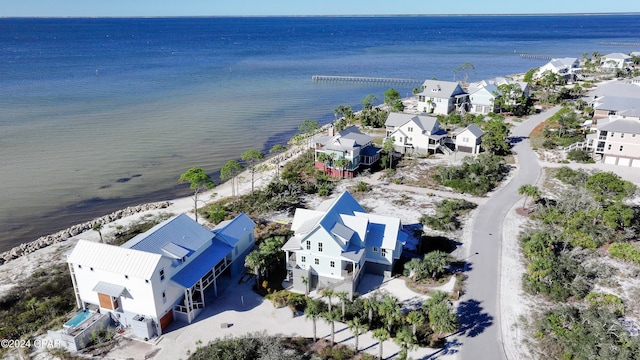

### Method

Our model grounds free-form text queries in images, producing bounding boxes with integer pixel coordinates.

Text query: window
[408,127,413,132]
[306,241,311,250]
[318,243,323,252]
[159,269,165,281]
[301,256,306,263]
[381,248,387,257]
[145,279,149,284]
[162,291,166,304]
[124,275,129,279]
[330,261,335,268]
[314,258,319,265]
[621,133,625,138]
[610,132,615,137]
[620,146,624,151]
[373,247,378,252]
[608,144,612,150]
[78,265,82,269]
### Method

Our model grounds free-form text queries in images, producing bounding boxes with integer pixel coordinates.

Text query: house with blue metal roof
[282,191,405,298]
[66,213,255,342]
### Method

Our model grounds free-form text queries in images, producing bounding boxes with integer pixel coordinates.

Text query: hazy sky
[3,0,639,17]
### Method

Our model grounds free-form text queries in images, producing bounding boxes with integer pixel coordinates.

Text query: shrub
[567,149,595,163]
[432,154,509,196]
[608,242,640,264]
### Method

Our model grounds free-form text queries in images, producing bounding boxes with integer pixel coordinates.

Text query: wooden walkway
[519,54,551,60]
[311,75,423,85]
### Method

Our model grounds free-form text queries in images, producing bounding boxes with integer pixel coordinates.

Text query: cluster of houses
[56,52,640,350]
[56,190,409,349]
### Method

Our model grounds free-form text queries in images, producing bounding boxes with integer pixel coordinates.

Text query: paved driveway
[456,107,561,360]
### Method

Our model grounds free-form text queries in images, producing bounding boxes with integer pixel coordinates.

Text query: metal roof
[211,213,256,248]
[92,281,127,298]
[67,240,162,280]
[419,80,465,98]
[385,113,440,133]
[122,214,213,256]
[171,240,233,289]
[355,211,402,250]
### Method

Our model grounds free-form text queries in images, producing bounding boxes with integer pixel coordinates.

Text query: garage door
[618,158,631,167]
[457,146,472,153]
[604,156,617,165]
[632,159,640,168]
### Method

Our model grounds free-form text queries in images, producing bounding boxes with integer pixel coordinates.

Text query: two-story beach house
[384,113,449,155]
[282,191,405,298]
[467,77,530,115]
[416,80,469,115]
[536,57,581,82]
[314,125,381,178]
[601,53,632,71]
[451,124,485,154]
[65,213,255,342]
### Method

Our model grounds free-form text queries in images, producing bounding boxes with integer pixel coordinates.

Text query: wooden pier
[312,75,423,85]
[599,41,640,46]
[519,54,551,60]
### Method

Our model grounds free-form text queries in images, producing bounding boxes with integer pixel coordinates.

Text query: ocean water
[1,15,640,252]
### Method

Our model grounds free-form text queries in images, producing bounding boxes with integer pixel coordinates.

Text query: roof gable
[419,80,464,97]
[122,214,213,256]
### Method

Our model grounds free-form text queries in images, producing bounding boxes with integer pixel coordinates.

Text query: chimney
[328,124,335,137]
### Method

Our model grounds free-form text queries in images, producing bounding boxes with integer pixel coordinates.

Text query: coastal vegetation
[179,167,215,223]
[420,199,477,232]
[431,153,509,196]
[0,263,75,356]
[520,167,640,358]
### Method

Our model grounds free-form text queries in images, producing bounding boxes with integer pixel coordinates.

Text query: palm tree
[321,309,341,346]
[422,250,450,279]
[406,310,425,336]
[305,298,322,342]
[336,291,349,321]
[372,328,390,360]
[428,301,459,340]
[363,296,378,327]
[334,158,350,178]
[378,295,401,333]
[92,223,103,243]
[518,184,540,210]
[301,276,309,295]
[244,250,264,285]
[347,316,368,352]
[394,326,418,360]
[321,288,335,312]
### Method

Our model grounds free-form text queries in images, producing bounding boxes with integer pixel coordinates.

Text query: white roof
[419,80,464,98]
[603,53,631,60]
[67,240,162,280]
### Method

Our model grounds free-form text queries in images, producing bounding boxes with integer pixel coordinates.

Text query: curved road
[456,106,561,360]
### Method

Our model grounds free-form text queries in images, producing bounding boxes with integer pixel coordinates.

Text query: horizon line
[2,12,640,19]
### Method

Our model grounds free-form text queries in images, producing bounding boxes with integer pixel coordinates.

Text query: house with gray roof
[313,125,380,178]
[282,191,405,297]
[384,113,449,155]
[535,57,580,81]
[416,79,469,115]
[590,118,640,167]
[65,213,255,343]
[601,53,632,70]
[452,124,485,154]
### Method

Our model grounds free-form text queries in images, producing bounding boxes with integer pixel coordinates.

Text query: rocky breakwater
[0,201,172,265]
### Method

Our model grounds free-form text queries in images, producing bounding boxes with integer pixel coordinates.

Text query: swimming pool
[64,310,94,329]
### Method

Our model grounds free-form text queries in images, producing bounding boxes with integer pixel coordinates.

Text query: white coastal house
[384,112,450,155]
[601,53,632,70]
[467,84,499,115]
[282,191,406,297]
[451,124,485,154]
[416,80,469,115]
[467,77,530,115]
[536,57,581,81]
[65,213,255,342]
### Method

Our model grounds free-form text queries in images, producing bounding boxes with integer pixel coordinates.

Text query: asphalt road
[456,107,561,360]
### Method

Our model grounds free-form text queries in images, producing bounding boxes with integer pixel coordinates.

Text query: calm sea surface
[1,15,640,252]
